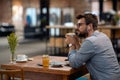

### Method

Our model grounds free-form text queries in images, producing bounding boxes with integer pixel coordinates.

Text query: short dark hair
[76,13,98,30]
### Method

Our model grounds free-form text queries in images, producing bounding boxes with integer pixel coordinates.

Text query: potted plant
[113,14,119,25]
[7,33,18,63]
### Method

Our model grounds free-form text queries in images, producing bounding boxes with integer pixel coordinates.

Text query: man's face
[75,18,88,38]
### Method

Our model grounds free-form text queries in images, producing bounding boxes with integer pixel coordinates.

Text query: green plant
[114,14,119,24]
[7,33,18,62]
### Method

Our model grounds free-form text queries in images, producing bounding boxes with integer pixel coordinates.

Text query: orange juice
[42,55,49,67]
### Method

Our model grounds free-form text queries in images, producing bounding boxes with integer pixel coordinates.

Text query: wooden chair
[0,69,24,80]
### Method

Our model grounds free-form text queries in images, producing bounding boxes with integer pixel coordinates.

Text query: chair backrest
[0,69,24,80]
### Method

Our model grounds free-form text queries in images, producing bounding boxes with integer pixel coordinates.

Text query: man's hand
[65,33,81,50]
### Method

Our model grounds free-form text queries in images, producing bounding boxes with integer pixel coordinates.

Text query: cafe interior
[0,0,120,80]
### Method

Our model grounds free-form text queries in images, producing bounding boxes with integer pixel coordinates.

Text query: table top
[1,56,87,76]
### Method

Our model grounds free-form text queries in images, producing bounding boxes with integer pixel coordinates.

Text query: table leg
[63,75,68,80]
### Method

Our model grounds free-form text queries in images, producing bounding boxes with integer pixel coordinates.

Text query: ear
[87,24,92,31]
[87,26,91,32]
[87,26,90,30]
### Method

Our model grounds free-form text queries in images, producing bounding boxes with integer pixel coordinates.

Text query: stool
[76,73,91,80]
[76,77,88,80]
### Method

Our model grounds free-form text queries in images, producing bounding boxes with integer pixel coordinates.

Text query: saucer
[16,58,28,63]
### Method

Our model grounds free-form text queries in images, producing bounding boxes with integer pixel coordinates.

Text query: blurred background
[0,0,120,65]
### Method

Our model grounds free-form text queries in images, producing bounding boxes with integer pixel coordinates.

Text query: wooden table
[1,56,88,80]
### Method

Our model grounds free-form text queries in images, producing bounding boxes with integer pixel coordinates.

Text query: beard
[75,29,88,38]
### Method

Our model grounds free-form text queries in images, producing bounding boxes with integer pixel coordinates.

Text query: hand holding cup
[65,33,80,50]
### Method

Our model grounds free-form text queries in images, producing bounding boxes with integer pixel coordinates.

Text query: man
[65,13,120,80]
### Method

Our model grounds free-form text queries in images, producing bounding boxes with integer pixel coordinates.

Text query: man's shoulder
[86,36,97,42]
[86,31,110,45]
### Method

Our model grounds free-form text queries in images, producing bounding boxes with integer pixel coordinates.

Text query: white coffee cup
[16,54,27,61]
[65,33,76,37]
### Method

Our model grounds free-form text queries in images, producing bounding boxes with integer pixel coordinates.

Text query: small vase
[10,53,16,64]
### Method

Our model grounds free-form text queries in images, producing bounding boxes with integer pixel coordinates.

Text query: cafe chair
[0,69,24,80]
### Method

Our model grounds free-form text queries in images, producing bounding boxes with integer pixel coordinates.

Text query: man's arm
[68,40,95,68]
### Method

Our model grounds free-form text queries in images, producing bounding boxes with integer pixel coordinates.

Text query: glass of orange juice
[42,55,49,67]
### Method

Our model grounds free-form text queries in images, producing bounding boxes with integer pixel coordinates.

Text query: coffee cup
[16,54,27,61]
[65,33,76,37]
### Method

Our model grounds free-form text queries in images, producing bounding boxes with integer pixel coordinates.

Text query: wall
[0,0,119,31]
[50,0,91,23]
[0,0,91,24]
[12,0,39,32]
[0,0,12,23]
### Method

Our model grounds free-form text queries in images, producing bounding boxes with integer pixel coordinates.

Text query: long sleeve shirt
[68,30,120,80]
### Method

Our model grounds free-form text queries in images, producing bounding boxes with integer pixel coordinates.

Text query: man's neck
[87,30,95,37]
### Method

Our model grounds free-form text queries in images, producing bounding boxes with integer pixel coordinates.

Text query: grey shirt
[68,30,120,80]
